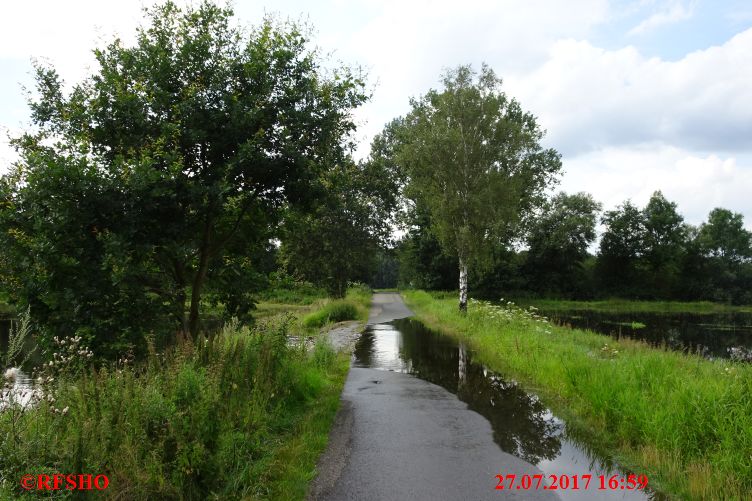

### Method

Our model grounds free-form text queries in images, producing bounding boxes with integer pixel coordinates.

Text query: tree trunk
[188,250,209,340]
[188,220,212,340]
[458,256,468,314]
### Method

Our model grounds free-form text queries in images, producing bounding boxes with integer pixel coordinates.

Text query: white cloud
[505,28,752,156]
[333,0,610,158]
[560,145,752,228]
[628,0,696,35]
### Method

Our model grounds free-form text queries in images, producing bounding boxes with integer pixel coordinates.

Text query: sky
[1,0,751,229]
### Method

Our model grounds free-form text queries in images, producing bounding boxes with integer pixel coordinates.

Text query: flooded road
[312,294,662,501]
[354,319,661,500]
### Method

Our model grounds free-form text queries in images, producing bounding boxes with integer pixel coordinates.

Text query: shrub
[302,301,359,328]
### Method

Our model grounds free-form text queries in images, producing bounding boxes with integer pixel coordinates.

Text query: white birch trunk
[458,342,467,388]
[459,256,468,313]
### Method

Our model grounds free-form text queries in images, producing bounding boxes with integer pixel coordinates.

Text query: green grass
[0,317,351,500]
[402,290,752,500]
[300,285,371,329]
[518,298,752,314]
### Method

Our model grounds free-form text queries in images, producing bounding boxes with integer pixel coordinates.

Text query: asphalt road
[308,293,558,501]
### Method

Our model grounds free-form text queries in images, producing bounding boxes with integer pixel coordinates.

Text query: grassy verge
[517,298,752,314]
[402,290,752,500]
[300,285,371,329]
[0,313,353,499]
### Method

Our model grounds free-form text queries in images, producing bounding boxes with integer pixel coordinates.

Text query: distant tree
[597,201,646,295]
[398,205,459,291]
[641,191,687,297]
[390,64,561,312]
[0,1,367,352]
[523,192,601,296]
[692,208,752,303]
[280,156,399,297]
[370,249,400,289]
[698,208,752,265]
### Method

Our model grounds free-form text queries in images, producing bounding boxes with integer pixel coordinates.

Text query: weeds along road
[308,292,556,501]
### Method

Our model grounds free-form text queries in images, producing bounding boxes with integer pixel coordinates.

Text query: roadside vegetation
[0,288,371,500]
[517,298,752,314]
[403,290,752,500]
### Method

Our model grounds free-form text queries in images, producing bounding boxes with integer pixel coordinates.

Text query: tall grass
[0,316,349,500]
[301,284,371,329]
[519,298,752,314]
[403,290,752,500]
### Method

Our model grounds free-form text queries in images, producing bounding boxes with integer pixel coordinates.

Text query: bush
[0,316,348,500]
[302,301,359,328]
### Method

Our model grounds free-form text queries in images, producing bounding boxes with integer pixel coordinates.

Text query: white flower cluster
[600,343,619,358]
[468,298,553,335]
[35,335,95,415]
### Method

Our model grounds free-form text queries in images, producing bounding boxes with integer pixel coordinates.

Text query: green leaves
[386,64,561,305]
[1,1,368,351]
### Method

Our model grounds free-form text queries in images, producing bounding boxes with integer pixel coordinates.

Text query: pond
[354,318,665,500]
[538,309,752,360]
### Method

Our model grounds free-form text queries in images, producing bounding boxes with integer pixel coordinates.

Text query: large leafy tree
[694,208,752,303]
[524,192,601,296]
[698,208,752,265]
[0,1,367,352]
[641,191,687,296]
[279,155,400,297]
[597,200,646,295]
[391,64,561,312]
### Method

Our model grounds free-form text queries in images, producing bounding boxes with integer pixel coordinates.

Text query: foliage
[597,200,646,294]
[385,63,561,310]
[369,248,400,289]
[280,155,400,298]
[302,302,359,328]
[301,284,371,328]
[2,308,35,369]
[397,205,458,290]
[523,192,601,296]
[0,317,349,500]
[404,290,752,500]
[0,1,368,356]
[698,208,752,264]
[256,272,327,305]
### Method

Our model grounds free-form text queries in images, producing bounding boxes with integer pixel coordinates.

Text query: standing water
[354,318,665,501]
[1,367,37,411]
[539,309,752,360]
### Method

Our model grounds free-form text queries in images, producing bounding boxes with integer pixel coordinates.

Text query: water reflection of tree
[353,329,377,367]
[393,319,562,464]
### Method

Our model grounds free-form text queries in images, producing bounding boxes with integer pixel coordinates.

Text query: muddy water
[354,318,665,500]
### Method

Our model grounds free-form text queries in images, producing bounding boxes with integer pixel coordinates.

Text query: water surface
[540,309,752,360]
[354,318,664,500]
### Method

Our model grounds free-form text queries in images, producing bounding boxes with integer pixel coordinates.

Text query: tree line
[397,191,752,304]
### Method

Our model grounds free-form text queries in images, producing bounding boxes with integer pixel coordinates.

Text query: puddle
[354,318,666,500]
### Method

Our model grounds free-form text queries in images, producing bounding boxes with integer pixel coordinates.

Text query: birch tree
[394,64,561,312]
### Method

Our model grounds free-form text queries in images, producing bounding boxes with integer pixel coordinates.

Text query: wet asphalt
[308,293,558,501]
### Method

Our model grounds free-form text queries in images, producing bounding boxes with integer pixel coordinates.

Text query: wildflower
[62,406,69,415]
